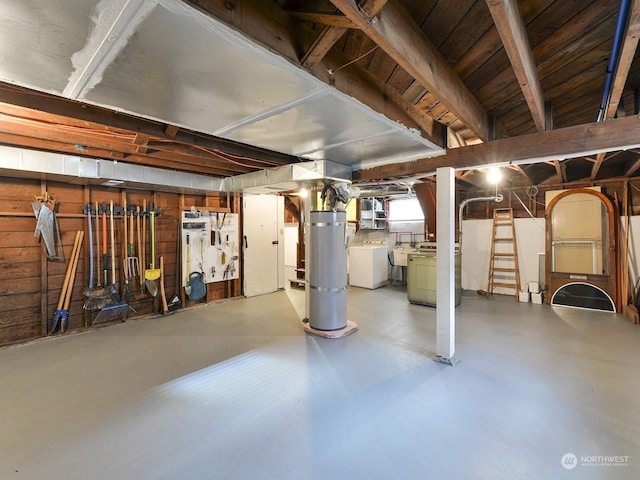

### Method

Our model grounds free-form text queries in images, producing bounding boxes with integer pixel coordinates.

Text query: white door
[243,194,281,297]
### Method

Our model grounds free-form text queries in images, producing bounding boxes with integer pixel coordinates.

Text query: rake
[83,202,111,311]
[93,200,136,324]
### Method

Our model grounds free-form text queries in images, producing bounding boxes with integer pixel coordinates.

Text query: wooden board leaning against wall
[0,176,242,347]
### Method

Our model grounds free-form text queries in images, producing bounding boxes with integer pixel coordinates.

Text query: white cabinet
[348,245,388,289]
[359,197,386,230]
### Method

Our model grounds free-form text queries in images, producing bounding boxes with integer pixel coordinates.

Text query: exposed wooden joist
[607,0,640,119]
[353,115,640,181]
[0,114,254,175]
[625,156,640,176]
[163,125,180,138]
[299,0,389,68]
[301,26,348,68]
[553,160,567,183]
[312,49,445,144]
[512,164,534,184]
[591,1,640,180]
[0,83,297,166]
[486,0,546,131]
[329,0,489,140]
[133,133,150,154]
[290,12,355,28]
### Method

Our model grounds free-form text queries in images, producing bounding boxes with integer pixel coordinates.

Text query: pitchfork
[123,203,140,284]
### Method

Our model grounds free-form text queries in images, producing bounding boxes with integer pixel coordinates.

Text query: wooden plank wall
[0,176,242,347]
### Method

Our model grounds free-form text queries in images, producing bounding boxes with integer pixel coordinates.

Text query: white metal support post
[435,167,458,365]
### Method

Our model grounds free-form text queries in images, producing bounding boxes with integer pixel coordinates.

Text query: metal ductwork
[0,145,224,193]
[0,145,352,194]
[223,159,352,194]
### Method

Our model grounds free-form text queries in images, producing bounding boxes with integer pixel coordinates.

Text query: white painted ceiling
[0,0,444,172]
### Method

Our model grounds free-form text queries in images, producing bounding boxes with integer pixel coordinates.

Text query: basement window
[387,197,424,233]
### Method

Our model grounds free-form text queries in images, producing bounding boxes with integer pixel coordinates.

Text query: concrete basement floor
[1,287,639,480]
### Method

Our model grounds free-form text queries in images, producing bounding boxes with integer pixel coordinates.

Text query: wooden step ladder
[487,208,521,297]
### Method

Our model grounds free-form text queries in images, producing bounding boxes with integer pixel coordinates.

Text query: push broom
[94,200,136,324]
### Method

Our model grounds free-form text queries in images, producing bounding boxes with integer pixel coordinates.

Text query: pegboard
[181,210,239,286]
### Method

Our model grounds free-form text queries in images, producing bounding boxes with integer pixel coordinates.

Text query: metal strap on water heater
[309,221,346,227]
[308,284,347,293]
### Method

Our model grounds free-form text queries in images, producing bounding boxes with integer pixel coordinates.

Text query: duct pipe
[597,0,632,122]
[458,194,503,245]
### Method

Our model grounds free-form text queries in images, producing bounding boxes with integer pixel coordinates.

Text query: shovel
[144,208,160,297]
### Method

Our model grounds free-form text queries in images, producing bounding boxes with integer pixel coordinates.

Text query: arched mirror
[545,188,619,312]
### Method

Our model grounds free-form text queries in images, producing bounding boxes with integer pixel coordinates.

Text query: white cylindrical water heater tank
[308,210,348,331]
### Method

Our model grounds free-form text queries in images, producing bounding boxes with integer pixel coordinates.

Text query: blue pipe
[598,0,632,121]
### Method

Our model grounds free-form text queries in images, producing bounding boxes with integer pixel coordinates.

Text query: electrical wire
[332,45,378,73]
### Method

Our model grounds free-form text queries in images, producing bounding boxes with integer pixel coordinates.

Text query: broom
[83,202,111,310]
[94,200,136,324]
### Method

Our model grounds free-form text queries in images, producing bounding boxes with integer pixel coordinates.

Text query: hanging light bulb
[486,167,502,184]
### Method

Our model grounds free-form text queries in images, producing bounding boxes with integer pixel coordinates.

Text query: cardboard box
[531,292,543,304]
[528,282,540,293]
[519,291,530,302]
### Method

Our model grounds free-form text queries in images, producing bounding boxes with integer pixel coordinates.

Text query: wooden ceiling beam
[299,0,388,68]
[354,115,640,181]
[329,0,489,140]
[301,26,348,68]
[290,12,355,28]
[313,49,445,144]
[625,156,640,176]
[606,0,640,119]
[554,160,567,183]
[0,115,252,175]
[486,0,546,131]
[591,1,640,179]
[512,164,535,185]
[0,83,296,166]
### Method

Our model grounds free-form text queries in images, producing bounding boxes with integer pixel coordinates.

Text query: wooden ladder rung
[491,282,518,288]
[486,208,521,297]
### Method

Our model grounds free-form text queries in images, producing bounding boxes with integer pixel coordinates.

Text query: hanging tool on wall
[82,203,95,297]
[122,200,131,298]
[84,202,111,310]
[137,204,143,293]
[94,200,136,324]
[94,200,102,295]
[167,222,182,312]
[185,234,192,297]
[159,256,169,315]
[32,192,63,260]
[51,230,84,334]
[123,201,139,298]
[144,203,161,297]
